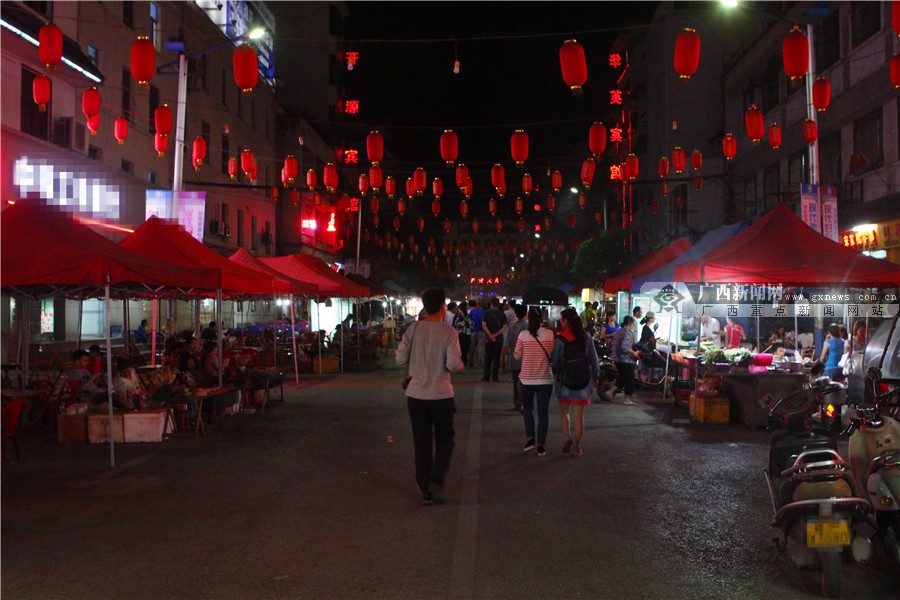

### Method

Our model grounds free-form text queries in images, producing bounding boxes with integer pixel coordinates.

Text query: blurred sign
[145,190,206,242]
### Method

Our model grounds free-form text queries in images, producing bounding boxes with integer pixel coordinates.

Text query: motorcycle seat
[792,479,853,502]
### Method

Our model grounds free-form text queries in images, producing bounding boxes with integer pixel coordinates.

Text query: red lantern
[674,28,701,79]
[397,197,407,216]
[722,133,737,159]
[511,130,528,167]
[459,200,469,219]
[521,173,533,196]
[671,147,686,173]
[546,194,556,213]
[248,162,258,182]
[589,122,607,156]
[543,216,552,231]
[393,216,401,232]
[369,164,383,192]
[32,75,50,111]
[130,36,155,89]
[367,131,384,164]
[693,175,704,191]
[803,118,818,144]
[892,55,900,88]
[241,149,255,175]
[232,44,258,92]
[82,87,101,118]
[514,197,524,215]
[229,157,239,180]
[413,167,427,196]
[691,150,702,173]
[87,114,100,136]
[440,130,458,167]
[577,194,587,210]
[192,137,207,171]
[291,189,300,205]
[895,0,900,37]
[782,25,809,81]
[455,164,469,189]
[491,164,506,196]
[676,196,686,209]
[651,200,660,215]
[624,154,639,181]
[569,213,577,229]
[594,211,603,225]
[38,23,63,70]
[431,200,441,217]
[432,177,443,199]
[114,116,128,144]
[660,181,671,198]
[495,219,503,234]
[417,217,426,232]
[384,175,396,199]
[518,218,526,233]
[443,218,452,234]
[472,219,479,234]
[812,77,831,111]
[581,157,596,189]
[284,156,298,184]
[306,168,317,190]
[657,157,669,179]
[745,104,764,144]
[323,163,338,192]
[559,39,587,95]
[551,170,562,193]
[488,198,498,217]
[370,196,380,214]
[405,177,415,199]
[358,173,370,195]
[154,104,172,136]
[768,124,782,150]
[154,132,168,157]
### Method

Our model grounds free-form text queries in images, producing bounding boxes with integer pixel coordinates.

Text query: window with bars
[853,108,883,173]
[150,2,161,50]
[20,67,49,140]
[123,1,133,28]
[221,135,230,174]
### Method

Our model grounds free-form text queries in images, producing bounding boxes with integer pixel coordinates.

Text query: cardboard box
[57,414,88,445]
[87,414,125,443]
[695,396,730,424]
[123,409,171,442]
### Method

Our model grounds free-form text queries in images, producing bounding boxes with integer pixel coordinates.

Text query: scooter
[761,367,872,598]
[592,337,619,400]
[845,367,900,564]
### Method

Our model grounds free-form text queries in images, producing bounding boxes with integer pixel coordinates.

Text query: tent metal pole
[340,300,344,374]
[357,300,361,365]
[289,294,299,384]
[317,298,322,374]
[151,298,158,366]
[77,300,83,350]
[217,289,223,387]
[20,298,30,387]
[105,281,116,469]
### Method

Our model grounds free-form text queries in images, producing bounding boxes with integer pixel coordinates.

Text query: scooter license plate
[806,519,850,548]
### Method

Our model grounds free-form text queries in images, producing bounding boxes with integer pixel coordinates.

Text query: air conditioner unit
[53,118,88,154]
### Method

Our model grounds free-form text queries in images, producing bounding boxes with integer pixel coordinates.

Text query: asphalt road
[2,363,898,600]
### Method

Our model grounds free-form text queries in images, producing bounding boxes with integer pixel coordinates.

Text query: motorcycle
[761,365,872,598]
[845,367,900,564]
[592,336,619,400]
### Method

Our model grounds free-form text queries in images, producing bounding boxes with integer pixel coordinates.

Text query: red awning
[228,248,319,296]
[258,255,343,297]
[604,237,693,293]
[293,254,371,297]
[674,203,900,284]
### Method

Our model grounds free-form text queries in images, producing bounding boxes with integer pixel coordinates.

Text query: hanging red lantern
[488,197,498,217]
[491,164,506,196]
[651,200,660,215]
[443,218,452,234]
[284,155,298,184]
[397,197,407,216]
[895,1,900,37]
[782,25,809,81]
[82,87,101,118]
[581,157,596,189]
[114,116,128,144]
[691,150,703,173]
[291,189,300,206]
[495,219,503,234]
[228,157,239,180]
[405,177,415,199]
[417,217,426,232]
[510,130,528,167]
[722,133,737,159]
[624,154,639,181]
[803,118,818,144]
[745,104,764,144]
[675,196,686,210]
[577,194,587,210]
[248,162,258,182]
[594,211,603,225]
[514,197,524,215]
[130,36,155,89]
[154,104,172,136]
[32,75,51,112]
[812,77,831,111]
[459,200,469,219]
[671,147,686,173]
[455,164,469,189]
[674,28,701,79]
[370,196,380,214]
[497,180,508,199]
[271,186,279,201]
[768,124,782,150]
[551,170,562,193]
[891,55,900,88]
[431,199,441,217]
[323,162,338,192]
[589,122,607,156]
[546,194,556,213]
[432,177,443,199]
[693,175,704,191]
[559,39,587,95]
[522,173,533,196]
[385,175,396,198]
[306,168,318,190]
[38,23,63,71]
[87,114,100,136]
[517,217,526,233]
[366,130,384,164]
[472,219,480,234]
[657,157,669,179]
[393,216,401,232]
[358,173,370,195]
[281,168,289,187]
[314,192,322,206]
[241,149,255,175]
[440,130,458,167]
[154,132,168,157]
[569,213,577,229]
[413,168,427,196]
[660,180,671,198]
[369,164,383,192]
[192,137,207,171]
[232,44,258,92]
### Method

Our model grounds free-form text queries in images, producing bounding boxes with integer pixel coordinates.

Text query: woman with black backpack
[551,307,600,457]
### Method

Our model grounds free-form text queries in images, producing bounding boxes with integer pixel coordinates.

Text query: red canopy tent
[228,248,319,297]
[674,204,900,284]
[257,255,342,297]
[294,254,372,297]
[604,237,693,293]
[120,216,279,297]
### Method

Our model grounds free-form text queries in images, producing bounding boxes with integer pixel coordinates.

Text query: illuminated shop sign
[14,156,120,220]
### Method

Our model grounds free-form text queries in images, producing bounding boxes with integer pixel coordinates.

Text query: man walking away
[501,303,528,411]
[482,297,508,383]
[396,288,464,506]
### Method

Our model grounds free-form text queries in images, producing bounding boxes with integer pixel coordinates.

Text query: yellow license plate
[806,520,850,548]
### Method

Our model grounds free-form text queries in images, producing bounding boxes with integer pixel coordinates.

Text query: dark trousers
[615,361,637,395]
[483,338,503,380]
[458,334,471,367]
[407,397,456,493]
[510,369,522,409]
[520,383,553,444]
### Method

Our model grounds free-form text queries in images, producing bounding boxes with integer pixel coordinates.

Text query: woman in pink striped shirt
[514,306,556,456]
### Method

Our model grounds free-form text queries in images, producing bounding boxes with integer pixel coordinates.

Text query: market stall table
[720,371,808,429]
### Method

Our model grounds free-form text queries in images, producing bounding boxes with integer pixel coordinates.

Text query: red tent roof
[258,255,342,297]
[0,203,218,297]
[674,203,900,284]
[120,217,278,296]
[294,254,371,297]
[228,248,319,296]
[604,237,693,293]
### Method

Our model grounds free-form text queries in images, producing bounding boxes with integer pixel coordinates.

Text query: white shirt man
[699,315,722,348]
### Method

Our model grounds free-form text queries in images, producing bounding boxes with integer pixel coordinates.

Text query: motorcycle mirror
[866,366,882,383]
